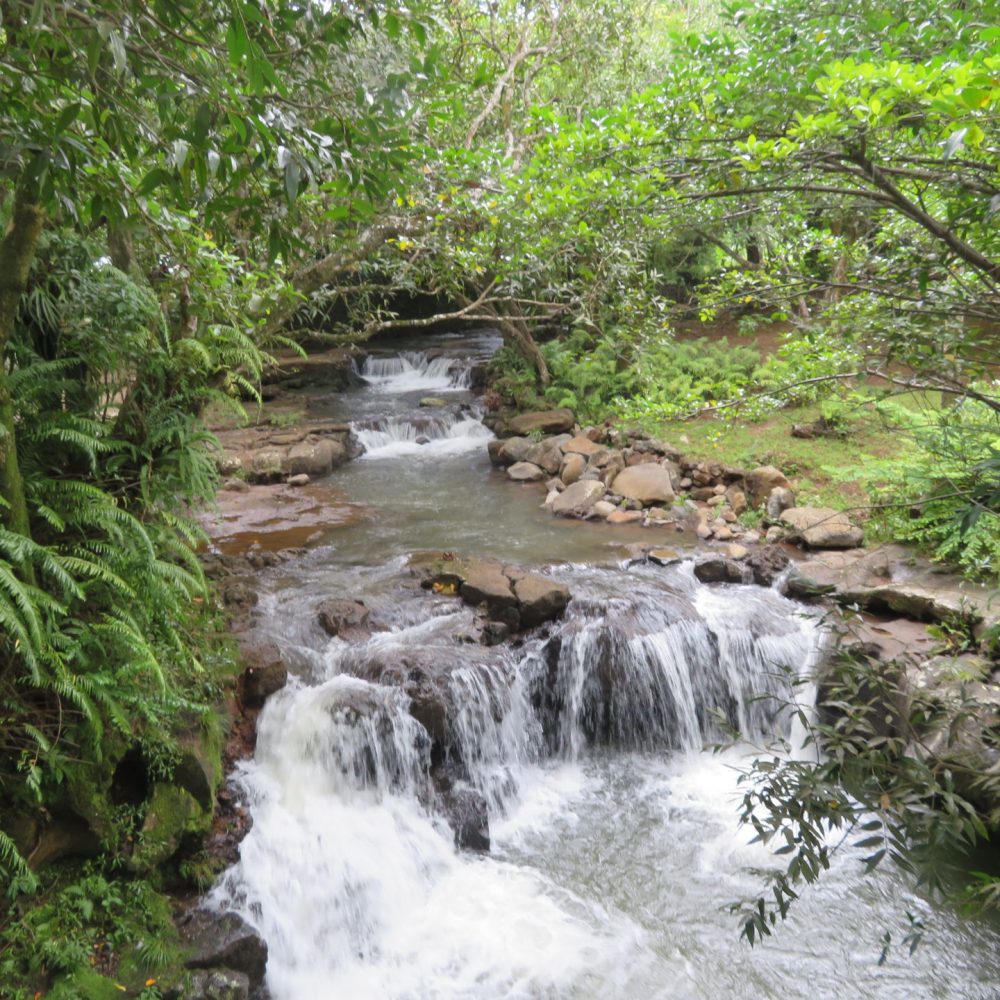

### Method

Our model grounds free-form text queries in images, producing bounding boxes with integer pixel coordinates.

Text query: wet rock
[317,598,370,639]
[440,786,490,852]
[551,479,606,518]
[507,408,575,436]
[746,466,791,507]
[510,572,571,628]
[287,473,310,487]
[766,486,796,521]
[745,546,791,587]
[420,397,448,407]
[239,645,288,709]
[693,557,748,584]
[221,476,250,493]
[611,463,676,506]
[222,580,257,609]
[179,910,268,992]
[780,507,863,549]
[507,461,546,482]
[592,500,617,518]
[560,452,587,486]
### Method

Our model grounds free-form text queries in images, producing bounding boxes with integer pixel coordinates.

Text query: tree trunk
[0,188,44,541]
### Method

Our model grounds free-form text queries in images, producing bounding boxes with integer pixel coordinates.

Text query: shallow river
[209,331,1000,999]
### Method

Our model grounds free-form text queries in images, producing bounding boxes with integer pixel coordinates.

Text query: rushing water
[209,331,1000,999]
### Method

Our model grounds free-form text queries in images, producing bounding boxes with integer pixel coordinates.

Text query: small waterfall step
[361,351,473,392]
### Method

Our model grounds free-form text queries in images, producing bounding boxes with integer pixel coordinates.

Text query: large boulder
[746,465,791,507]
[780,507,864,549]
[507,408,575,436]
[460,562,520,617]
[285,437,346,477]
[551,479,606,518]
[611,463,675,506]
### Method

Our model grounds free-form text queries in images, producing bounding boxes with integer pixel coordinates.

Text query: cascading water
[209,333,1000,1000]
[360,350,473,392]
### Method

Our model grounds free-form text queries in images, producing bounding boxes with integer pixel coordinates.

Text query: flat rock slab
[786,545,1000,631]
[780,506,864,548]
[611,463,675,506]
[562,435,605,456]
[420,556,571,631]
[506,408,575,436]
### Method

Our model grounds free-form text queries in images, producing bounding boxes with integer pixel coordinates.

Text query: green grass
[659,398,906,511]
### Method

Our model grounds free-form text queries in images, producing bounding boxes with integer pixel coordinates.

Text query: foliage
[0,862,181,995]
[862,396,1000,581]
[731,637,1000,949]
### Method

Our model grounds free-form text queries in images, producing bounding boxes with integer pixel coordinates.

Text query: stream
[209,331,1000,999]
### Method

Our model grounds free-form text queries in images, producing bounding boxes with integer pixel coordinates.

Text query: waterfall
[352,409,492,460]
[360,351,472,392]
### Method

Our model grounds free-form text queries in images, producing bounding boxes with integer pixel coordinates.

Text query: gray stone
[460,563,519,616]
[286,438,346,477]
[524,439,564,475]
[746,465,791,507]
[507,461,546,482]
[611,463,675,506]
[420,397,448,407]
[694,557,749,584]
[560,452,587,486]
[180,910,268,991]
[551,479,606,518]
[592,500,617,518]
[766,486,796,520]
[780,506,864,549]
[287,473,310,487]
[498,436,535,465]
[561,435,604,456]
[511,572,571,627]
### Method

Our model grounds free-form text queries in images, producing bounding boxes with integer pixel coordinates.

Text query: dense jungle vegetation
[0,0,997,995]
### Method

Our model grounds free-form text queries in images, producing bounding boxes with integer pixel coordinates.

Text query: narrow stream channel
[209,331,1000,999]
